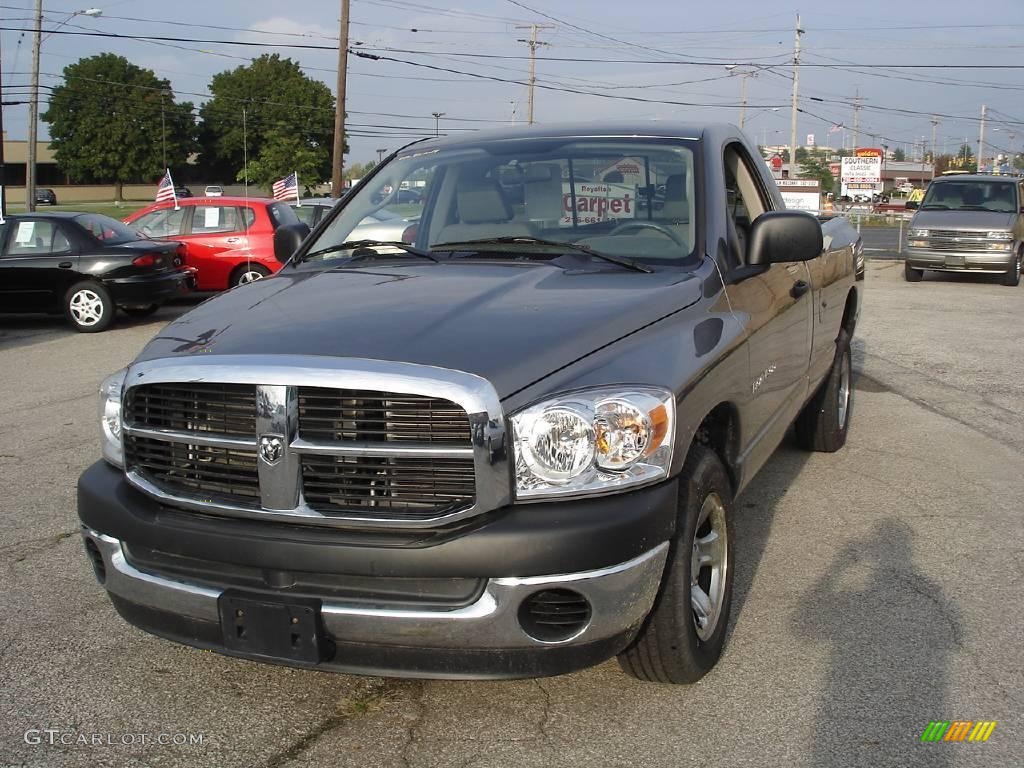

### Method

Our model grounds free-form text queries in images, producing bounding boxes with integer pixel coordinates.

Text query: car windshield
[920,181,1018,212]
[303,137,697,266]
[74,213,143,245]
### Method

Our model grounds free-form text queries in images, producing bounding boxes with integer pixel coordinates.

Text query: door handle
[225,237,241,244]
[791,280,810,299]
[58,261,73,269]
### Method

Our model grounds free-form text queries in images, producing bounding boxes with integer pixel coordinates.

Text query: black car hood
[138,260,702,399]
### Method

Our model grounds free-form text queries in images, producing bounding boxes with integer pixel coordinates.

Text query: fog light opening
[84,538,106,584]
[517,588,592,643]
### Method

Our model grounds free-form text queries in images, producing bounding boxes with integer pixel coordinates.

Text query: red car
[124,197,301,290]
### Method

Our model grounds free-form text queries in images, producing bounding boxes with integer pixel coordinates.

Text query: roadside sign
[841,156,882,183]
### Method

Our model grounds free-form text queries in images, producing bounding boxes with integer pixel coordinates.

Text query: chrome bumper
[82,527,668,650]
[905,248,1014,273]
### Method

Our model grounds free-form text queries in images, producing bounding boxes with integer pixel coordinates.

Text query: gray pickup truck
[78,123,861,684]
[905,173,1023,286]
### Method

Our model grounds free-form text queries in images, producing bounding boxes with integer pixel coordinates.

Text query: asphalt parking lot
[1,261,1021,768]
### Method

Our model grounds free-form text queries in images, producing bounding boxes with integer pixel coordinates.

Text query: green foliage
[345,161,377,181]
[199,54,337,184]
[41,53,195,188]
[892,147,906,162]
[799,156,837,193]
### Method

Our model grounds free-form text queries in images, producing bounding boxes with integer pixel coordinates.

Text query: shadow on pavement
[794,519,961,766]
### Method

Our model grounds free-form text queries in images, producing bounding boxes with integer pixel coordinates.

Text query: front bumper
[77,461,677,679]
[106,269,193,306]
[83,528,668,679]
[905,247,1015,274]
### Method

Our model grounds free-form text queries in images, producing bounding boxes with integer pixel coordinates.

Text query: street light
[431,111,445,137]
[376,147,387,163]
[27,4,103,211]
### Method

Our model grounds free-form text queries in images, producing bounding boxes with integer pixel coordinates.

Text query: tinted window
[922,181,1018,213]
[133,207,186,238]
[6,220,72,255]
[75,213,143,244]
[291,205,318,227]
[267,202,300,230]
[191,205,242,234]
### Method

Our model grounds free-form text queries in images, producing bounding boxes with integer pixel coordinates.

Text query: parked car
[904,174,1022,285]
[204,185,224,197]
[371,186,423,205]
[35,188,58,205]
[174,186,193,199]
[0,212,191,332]
[78,122,860,684]
[292,198,416,240]
[124,197,301,290]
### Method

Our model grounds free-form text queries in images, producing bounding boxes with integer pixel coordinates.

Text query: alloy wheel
[237,270,265,285]
[69,289,104,327]
[691,492,729,641]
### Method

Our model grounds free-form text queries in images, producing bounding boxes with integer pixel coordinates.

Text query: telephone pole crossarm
[515,23,553,125]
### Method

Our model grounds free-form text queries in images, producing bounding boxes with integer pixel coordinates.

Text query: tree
[239,129,329,190]
[892,147,906,162]
[41,53,195,199]
[799,156,837,194]
[199,54,337,185]
[952,143,977,172]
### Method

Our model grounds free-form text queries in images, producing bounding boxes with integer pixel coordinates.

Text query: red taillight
[132,254,158,267]
[401,224,418,244]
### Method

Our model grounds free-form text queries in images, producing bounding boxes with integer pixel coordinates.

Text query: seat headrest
[664,174,686,199]
[457,179,513,224]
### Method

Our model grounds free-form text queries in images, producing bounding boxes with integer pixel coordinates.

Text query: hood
[137,260,702,400]
[911,210,1016,231]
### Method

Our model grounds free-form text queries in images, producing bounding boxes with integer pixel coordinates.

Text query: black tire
[64,281,115,333]
[1001,253,1021,287]
[795,330,852,452]
[229,263,270,288]
[617,444,735,684]
[904,262,923,282]
[122,304,160,318]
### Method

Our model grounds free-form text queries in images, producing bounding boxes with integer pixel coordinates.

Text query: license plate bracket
[219,592,326,664]
[945,255,966,267]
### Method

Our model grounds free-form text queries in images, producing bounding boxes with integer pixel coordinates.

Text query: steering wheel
[608,220,687,248]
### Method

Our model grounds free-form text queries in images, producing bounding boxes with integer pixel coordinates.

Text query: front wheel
[618,444,735,684]
[1002,253,1021,287]
[65,281,115,333]
[904,262,923,282]
[230,264,270,288]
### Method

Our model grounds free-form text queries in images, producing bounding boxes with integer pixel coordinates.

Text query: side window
[191,206,241,234]
[7,220,72,256]
[724,144,770,264]
[241,207,256,230]
[134,208,185,238]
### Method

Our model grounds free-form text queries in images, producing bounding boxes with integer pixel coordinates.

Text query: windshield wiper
[300,240,439,263]
[432,236,653,274]
[919,204,949,210]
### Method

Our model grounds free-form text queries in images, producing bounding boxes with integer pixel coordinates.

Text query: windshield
[304,138,696,265]
[921,181,1018,212]
[74,213,144,244]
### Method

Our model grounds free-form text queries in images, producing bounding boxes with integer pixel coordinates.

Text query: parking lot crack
[7,529,77,565]
[535,679,554,743]
[398,680,427,768]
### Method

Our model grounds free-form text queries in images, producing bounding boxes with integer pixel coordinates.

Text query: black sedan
[0,212,193,332]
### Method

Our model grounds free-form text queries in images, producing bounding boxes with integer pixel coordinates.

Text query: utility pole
[727,66,758,130]
[977,104,986,174]
[376,147,387,163]
[27,0,42,212]
[331,0,350,196]
[431,112,445,136]
[851,88,863,153]
[930,115,939,179]
[788,13,803,179]
[516,23,553,125]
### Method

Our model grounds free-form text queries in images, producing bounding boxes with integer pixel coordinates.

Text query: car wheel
[904,262,923,282]
[230,264,271,287]
[122,304,160,318]
[65,281,115,333]
[795,329,852,453]
[1001,253,1021,287]
[617,444,734,684]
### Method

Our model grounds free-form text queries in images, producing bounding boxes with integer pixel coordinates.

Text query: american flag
[155,169,176,203]
[272,172,299,202]
[829,123,844,134]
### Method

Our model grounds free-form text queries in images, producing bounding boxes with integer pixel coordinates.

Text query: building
[2,136,63,185]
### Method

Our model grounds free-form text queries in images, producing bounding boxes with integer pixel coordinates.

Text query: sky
[2,0,1023,169]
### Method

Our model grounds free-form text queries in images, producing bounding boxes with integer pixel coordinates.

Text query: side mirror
[273,222,311,264]
[747,210,823,267]
[905,201,919,210]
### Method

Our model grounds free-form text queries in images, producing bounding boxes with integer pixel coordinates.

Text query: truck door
[720,143,814,476]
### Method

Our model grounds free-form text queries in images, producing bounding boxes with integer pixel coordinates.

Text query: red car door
[179,204,250,290]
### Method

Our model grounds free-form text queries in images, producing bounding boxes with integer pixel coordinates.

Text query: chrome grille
[302,455,476,517]
[119,362,493,528]
[125,434,260,503]
[125,383,256,436]
[926,231,990,253]
[298,387,472,444]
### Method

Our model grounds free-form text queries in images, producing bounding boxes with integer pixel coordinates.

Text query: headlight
[987,242,1013,251]
[986,231,1013,241]
[512,387,674,500]
[99,368,127,467]
[908,228,929,238]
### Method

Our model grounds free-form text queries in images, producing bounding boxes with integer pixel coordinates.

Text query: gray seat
[524,164,564,228]
[660,174,689,223]
[435,178,533,244]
